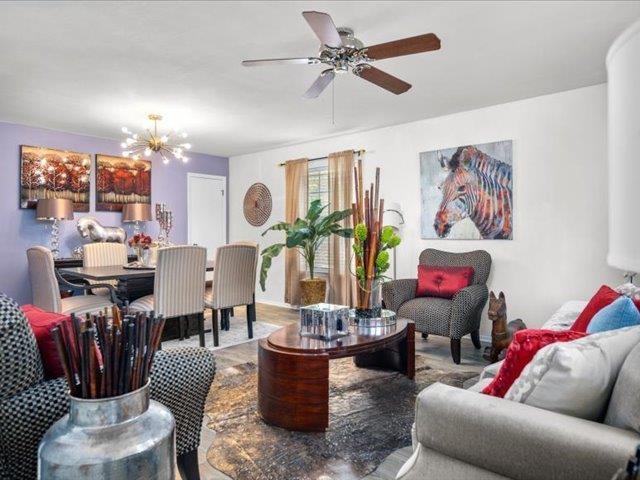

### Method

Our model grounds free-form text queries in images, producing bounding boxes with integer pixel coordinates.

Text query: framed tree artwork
[95,154,152,212]
[20,145,91,211]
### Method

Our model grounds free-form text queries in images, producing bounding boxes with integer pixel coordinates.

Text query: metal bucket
[38,382,175,479]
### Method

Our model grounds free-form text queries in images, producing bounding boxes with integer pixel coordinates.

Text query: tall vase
[355,278,383,319]
[38,383,175,479]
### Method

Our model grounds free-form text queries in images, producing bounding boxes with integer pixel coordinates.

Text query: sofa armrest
[382,279,418,313]
[150,346,216,456]
[449,284,488,338]
[415,383,639,480]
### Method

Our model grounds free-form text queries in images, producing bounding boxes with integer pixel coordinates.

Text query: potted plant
[260,199,353,305]
[351,165,402,318]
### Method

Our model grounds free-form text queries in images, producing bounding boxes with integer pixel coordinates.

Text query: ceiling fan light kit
[242,11,440,98]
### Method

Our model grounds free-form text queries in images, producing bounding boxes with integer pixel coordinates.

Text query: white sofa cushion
[504,325,640,420]
[540,300,587,330]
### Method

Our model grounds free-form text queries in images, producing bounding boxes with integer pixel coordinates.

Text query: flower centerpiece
[128,233,154,266]
[352,164,401,319]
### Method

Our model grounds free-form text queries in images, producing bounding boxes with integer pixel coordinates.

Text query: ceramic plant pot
[299,278,326,306]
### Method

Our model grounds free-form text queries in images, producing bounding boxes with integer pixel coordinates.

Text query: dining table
[58,260,215,303]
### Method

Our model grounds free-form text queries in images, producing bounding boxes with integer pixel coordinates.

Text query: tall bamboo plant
[259,199,353,291]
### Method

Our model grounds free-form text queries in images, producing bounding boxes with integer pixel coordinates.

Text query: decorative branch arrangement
[351,162,401,312]
[50,307,166,399]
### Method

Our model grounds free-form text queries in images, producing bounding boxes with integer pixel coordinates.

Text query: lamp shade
[36,198,73,220]
[122,203,152,223]
[607,19,640,272]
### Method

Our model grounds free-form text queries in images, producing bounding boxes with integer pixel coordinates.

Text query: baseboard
[256,299,296,309]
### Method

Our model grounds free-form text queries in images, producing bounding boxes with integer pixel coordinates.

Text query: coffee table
[258,319,415,432]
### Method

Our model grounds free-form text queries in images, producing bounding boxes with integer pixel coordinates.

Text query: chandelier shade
[121,114,191,165]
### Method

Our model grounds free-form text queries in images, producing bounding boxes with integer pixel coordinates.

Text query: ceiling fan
[242,11,441,98]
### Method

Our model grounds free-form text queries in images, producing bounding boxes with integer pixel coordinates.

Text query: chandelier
[120,114,191,164]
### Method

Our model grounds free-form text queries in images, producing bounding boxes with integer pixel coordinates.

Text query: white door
[187,173,226,264]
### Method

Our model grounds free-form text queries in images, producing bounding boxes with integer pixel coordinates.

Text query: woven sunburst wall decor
[243,183,272,226]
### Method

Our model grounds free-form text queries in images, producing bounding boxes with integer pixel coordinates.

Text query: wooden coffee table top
[266,319,411,359]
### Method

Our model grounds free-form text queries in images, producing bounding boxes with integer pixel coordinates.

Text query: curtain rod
[278,149,365,167]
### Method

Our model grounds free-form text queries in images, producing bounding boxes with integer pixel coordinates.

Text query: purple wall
[0,122,229,304]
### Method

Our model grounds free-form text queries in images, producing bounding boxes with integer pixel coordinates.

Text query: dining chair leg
[198,312,205,348]
[223,309,230,331]
[179,316,186,341]
[230,307,235,317]
[212,309,219,347]
[246,302,255,339]
[252,294,256,321]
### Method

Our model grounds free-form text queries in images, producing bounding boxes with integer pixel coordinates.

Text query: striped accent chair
[382,249,491,364]
[82,243,128,296]
[129,245,207,347]
[205,242,258,347]
[26,246,116,316]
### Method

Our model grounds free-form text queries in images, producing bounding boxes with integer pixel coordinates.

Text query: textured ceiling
[0,1,638,157]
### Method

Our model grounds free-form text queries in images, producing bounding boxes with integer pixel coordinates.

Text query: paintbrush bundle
[50,308,166,399]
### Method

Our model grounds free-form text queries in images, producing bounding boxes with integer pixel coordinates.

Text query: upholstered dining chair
[382,248,492,364]
[129,245,207,347]
[26,246,116,316]
[205,242,258,347]
[82,242,128,296]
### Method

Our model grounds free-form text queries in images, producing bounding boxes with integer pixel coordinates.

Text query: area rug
[204,355,478,480]
[164,321,280,351]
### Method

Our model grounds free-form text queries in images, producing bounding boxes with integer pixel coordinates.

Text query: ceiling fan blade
[303,69,335,99]
[302,11,343,48]
[242,57,320,67]
[354,66,411,95]
[365,33,441,60]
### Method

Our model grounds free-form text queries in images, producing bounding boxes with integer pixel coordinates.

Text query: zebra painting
[420,141,513,240]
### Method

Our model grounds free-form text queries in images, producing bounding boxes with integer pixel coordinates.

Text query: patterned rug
[164,321,280,351]
[204,355,478,480]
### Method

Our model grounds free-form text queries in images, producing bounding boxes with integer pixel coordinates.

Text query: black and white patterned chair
[382,248,491,364]
[0,292,215,480]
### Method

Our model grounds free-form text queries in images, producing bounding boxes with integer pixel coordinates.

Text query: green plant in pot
[260,199,353,305]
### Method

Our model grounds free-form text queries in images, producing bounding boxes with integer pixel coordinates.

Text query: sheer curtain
[284,158,308,306]
[328,150,356,306]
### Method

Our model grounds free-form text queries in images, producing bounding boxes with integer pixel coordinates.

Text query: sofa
[0,293,216,480]
[382,248,491,363]
[397,301,640,480]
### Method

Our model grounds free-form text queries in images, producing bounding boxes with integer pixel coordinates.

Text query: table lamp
[122,203,152,236]
[36,198,74,259]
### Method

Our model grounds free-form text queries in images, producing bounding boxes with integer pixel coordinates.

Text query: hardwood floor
[183,302,488,480]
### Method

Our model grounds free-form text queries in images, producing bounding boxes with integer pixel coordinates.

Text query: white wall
[230,84,620,338]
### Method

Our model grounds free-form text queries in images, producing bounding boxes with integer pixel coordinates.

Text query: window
[307,159,329,273]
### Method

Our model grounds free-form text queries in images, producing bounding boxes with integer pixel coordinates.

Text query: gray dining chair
[129,245,207,347]
[82,243,128,297]
[205,242,258,347]
[26,246,116,316]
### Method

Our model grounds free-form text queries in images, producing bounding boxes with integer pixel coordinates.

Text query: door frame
[187,173,227,249]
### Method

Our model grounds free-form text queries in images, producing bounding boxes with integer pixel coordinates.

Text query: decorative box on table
[300,303,350,341]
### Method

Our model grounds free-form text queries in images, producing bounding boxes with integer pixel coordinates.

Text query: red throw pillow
[482,329,587,398]
[21,305,69,379]
[570,285,621,333]
[416,265,474,299]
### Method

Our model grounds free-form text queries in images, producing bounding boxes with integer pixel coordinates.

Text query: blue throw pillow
[587,296,640,334]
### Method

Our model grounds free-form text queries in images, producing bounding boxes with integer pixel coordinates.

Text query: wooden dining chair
[129,245,207,347]
[26,246,116,316]
[205,242,258,347]
[82,243,128,297]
